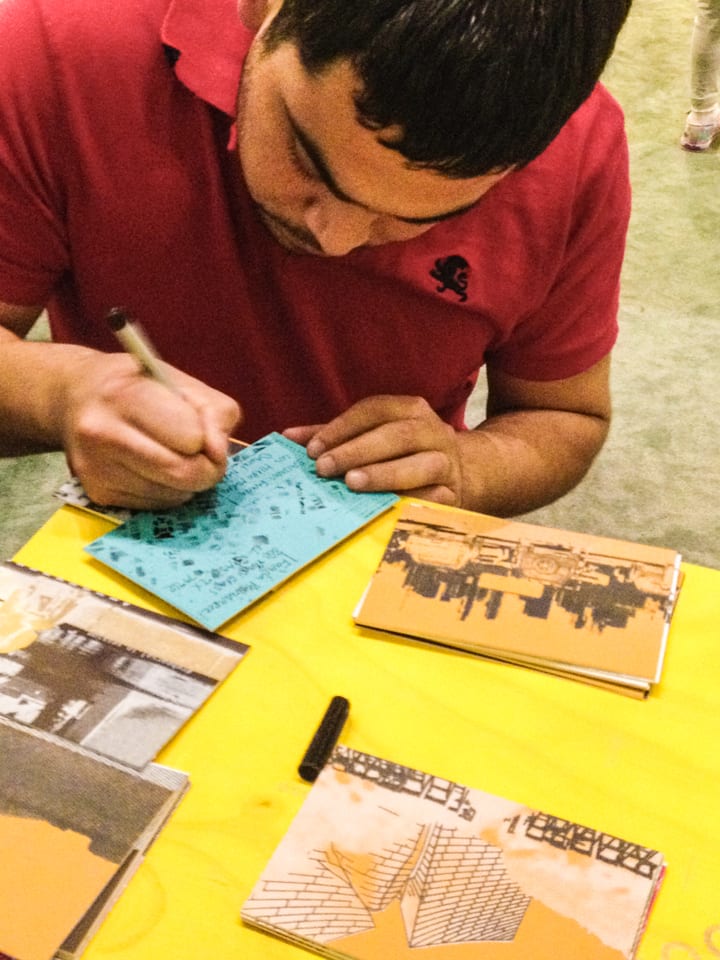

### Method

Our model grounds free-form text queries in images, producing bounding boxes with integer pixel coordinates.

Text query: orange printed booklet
[353,502,683,697]
[241,745,665,959]
[0,561,247,960]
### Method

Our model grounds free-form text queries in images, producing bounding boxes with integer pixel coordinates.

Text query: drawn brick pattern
[401,825,531,945]
[243,822,531,947]
[242,858,374,942]
[349,825,427,911]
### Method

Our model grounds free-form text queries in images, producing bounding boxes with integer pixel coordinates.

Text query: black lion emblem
[430,255,470,302]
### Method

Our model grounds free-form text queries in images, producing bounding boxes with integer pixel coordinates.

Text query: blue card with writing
[85,433,398,630]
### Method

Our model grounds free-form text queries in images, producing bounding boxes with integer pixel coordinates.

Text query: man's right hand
[59,350,241,509]
[0,308,240,509]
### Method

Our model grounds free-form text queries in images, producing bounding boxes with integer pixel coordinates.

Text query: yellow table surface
[13,504,720,960]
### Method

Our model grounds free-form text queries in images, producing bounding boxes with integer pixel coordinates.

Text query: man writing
[0,0,632,514]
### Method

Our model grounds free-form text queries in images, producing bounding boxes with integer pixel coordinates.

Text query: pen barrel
[114,326,162,376]
[106,307,177,392]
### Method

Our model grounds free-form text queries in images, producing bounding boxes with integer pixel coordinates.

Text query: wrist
[0,338,99,454]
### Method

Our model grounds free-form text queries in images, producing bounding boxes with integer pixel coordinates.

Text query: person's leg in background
[681,0,720,149]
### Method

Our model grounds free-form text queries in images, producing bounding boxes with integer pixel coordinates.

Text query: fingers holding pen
[106,307,240,465]
[168,368,241,466]
[70,430,226,510]
[63,351,240,508]
[106,307,240,466]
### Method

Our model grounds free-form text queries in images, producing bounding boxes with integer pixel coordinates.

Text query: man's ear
[237,0,280,31]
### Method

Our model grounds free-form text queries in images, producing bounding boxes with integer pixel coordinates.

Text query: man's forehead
[285,109,491,225]
[277,53,509,222]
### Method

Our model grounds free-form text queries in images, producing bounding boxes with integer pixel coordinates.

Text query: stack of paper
[353,502,682,697]
[242,744,665,959]
[0,561,248,960]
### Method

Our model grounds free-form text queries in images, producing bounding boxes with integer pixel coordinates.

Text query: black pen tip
[106,307,129,332]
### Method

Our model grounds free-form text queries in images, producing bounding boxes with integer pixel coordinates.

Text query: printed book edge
[353,501,682,687]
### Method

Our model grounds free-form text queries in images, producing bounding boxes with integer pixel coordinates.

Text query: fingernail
[306,438,325,459]
[345,469,368,490]
[315,454,336,476]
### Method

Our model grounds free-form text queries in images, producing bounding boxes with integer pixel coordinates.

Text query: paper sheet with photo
[84,433,398,630]
[0,562,247,770]
[0,719,188,960]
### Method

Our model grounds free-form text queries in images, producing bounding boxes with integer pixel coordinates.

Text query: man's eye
[288,136,316,179]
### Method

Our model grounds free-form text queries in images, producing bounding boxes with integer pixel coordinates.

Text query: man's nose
[303,197,375,256]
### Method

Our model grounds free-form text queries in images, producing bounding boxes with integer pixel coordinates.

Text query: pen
[107,306,245,460]
[298,695,350,783]
[107,306,178,392]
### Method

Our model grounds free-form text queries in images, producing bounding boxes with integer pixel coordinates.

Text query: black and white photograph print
[0,562,247,768]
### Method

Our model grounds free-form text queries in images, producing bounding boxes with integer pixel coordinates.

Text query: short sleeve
[487,89,631,381]
[0,0,70,306]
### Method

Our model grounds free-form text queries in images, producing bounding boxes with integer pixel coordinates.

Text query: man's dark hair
[263,0,632,177]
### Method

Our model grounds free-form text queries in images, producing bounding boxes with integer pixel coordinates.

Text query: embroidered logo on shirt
[430,255,470,303]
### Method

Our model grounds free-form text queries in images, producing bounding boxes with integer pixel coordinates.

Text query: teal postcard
[85,433,397,630]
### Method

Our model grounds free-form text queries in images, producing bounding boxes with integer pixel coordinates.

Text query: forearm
[0,323,241,506]
[0,327,97,455]
[287,376,611,515]
[458,407,610,516]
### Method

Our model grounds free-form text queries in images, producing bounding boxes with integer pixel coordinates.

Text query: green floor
[1,0,719,567]
[516,0,720,569]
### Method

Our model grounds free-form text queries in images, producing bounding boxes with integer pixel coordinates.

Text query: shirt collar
[160,0,253,116]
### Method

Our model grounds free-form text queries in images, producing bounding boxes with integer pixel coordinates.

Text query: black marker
[298,695,350,783]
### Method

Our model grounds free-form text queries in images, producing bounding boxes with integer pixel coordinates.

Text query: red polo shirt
[0,0,630,440]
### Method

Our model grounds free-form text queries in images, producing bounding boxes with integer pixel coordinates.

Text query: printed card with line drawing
[84,433,398,630]
[241,745,665,960]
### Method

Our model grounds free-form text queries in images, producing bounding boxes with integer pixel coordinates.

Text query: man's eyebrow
[286,110,481,225]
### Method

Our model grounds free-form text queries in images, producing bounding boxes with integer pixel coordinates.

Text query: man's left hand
[283,395,463,505]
